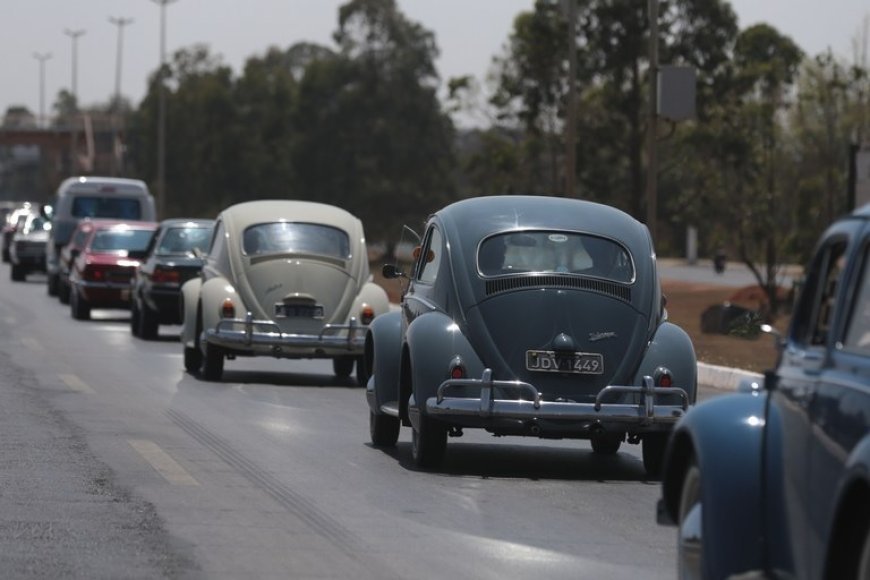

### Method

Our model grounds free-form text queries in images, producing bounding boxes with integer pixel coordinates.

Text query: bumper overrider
[204,312,368,357]
[427,369,689,434]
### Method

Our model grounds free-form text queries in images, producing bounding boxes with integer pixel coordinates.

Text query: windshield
[156,226,213,256]
[90,229,154,253]
[243,222,350,259]
[478,231,634,283]
[72,196,142,220]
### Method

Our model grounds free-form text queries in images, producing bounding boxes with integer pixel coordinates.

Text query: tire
[333,356,355,378]
[47,273,58,296]
[58,281,70,304]
[677,460,703,580]
[355,356,369,387]
[643,433,669,478]
[184,346,202,374]
[858,523,870,580]
[200,342,224,381]
[591,432,622,455]
[70,289,90,320]
[10,264,25,282]
[130,299,141,337]
[1,247,9,263]
[139,302,159,340]
[370,410,400,447]
[411,412,447,469]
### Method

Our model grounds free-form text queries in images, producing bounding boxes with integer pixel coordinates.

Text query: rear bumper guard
[204,312,367,353]
[427,369,689,427]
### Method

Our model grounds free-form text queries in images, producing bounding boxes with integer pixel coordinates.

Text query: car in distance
[9,212,50,281]
[46,176,156,297]
[130,219,215,339]
[2,203,35,263]
[57,220,98,304]
[366,195,696,473]
[67,220,158,320]
[657,205,870,580]
[180,200,390,382]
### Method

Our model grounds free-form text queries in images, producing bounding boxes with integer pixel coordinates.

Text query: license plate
[525,350,604,374]
[275,303,324,319]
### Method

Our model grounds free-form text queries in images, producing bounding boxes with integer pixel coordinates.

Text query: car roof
[219,200,361,233]
[86,219,158,231]
[158,218,215,228]
[436,195,650,251]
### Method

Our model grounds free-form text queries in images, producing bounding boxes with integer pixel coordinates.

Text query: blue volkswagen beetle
[658,205,870,579]
[365,195,696,475]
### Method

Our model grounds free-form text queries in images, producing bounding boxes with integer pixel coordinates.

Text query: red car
[68,220,158,320]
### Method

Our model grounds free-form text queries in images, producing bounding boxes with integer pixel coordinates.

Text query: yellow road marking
[59,373,95,394]
[128,440,199,486]
[22,338,43,351]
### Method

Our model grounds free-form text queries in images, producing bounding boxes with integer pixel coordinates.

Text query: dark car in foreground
[68,220,158,320]
[367,195,696,474]
[658,205,870,579]
[9,212,50,281]
[130,219,214,339]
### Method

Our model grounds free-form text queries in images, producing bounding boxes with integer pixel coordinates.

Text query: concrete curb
[698,361,763,391]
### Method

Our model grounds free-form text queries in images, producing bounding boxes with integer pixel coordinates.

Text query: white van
[46,176,157,295]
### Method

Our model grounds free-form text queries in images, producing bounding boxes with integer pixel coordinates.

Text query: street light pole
[63,28,86,107]
[33,52,52,128]
[151,0,178,220]
[109,17,134,176]
[646,0,659,243]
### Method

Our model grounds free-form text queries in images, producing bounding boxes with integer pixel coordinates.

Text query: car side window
[805,240,848,346]
[843,244,870,354]
[417,227,442,285]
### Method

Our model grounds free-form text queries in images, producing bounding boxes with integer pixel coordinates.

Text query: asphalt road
[0,268,727,579]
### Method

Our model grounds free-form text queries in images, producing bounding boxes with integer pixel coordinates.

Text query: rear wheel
[355,356,369,387]
[369,411,400,447]
[858,523,870,580]
[130,300,141,337]
[58,280,71,304]
[591,432,622,455]
[70,289,90,320]
[139,302,159,340]
[411,412,447,469]
[200,342,224,381]
[333,356,355,379]
[184,346,202,373]
[677,460,703,579]
[10,264,25,282]
[643,433,669,478]
[47,273,58,296]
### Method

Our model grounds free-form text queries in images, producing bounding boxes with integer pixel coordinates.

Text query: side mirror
[382,264,406,279]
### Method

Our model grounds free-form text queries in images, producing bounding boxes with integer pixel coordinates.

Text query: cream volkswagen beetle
[180,200,389,382]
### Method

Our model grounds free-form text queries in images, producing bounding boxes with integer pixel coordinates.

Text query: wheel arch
[365,310,403,414]
[824,442,870,580]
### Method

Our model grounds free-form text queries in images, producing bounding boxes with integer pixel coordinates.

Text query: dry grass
[371,264,786,374]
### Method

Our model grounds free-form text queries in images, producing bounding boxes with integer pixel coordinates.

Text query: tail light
[152,266,181,285]
[360,305,375,325]
[654,367,673,388]
[221,298,235,319]
[448,356,466,380]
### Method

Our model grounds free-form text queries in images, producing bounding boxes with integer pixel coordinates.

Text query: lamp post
[63,28,86,107]
[646,0,659,243]
[109,16,133,175]
[33,52,52,128]
[151,0,178,219]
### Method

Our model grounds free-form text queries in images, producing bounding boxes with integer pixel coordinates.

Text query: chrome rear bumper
[204,312,367,356]
[427,369,689,430]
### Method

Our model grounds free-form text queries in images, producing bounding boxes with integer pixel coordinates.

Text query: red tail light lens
[152,267,181,284]
[221,298,235,319]
[83,265,110,281]
[360,305,375,325]
[655,367,673,388]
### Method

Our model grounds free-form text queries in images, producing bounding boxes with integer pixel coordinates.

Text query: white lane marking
[59,373,95,394]
[128,440,199,486]
[22,338,43,351]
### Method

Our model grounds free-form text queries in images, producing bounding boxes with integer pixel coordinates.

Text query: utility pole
[151,0,178,219]
[564,0,578,198]
[33,52,52,128]
[109,16,134,175]
[646,0,659,243]
[63,28,86,107]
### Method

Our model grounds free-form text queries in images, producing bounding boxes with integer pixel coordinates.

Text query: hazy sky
[1,0,868,122]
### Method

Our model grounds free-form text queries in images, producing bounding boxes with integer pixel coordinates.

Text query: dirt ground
[371,265,786,374]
